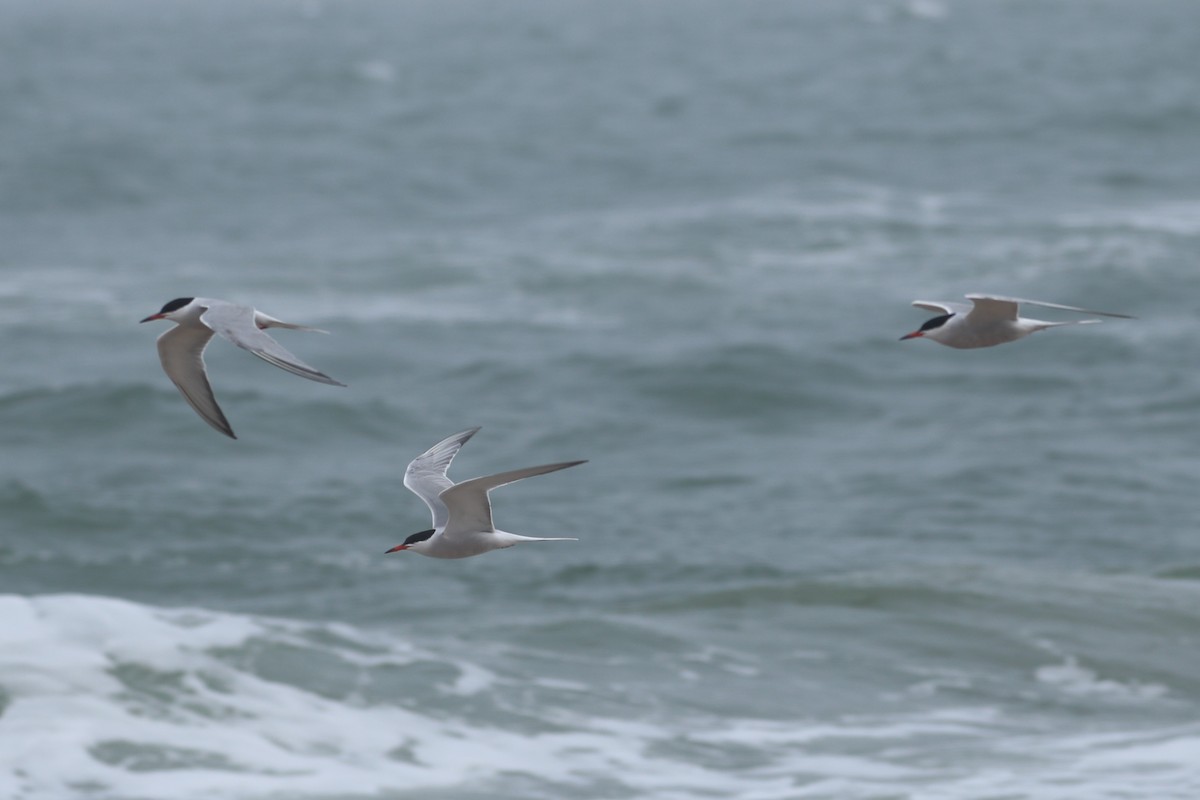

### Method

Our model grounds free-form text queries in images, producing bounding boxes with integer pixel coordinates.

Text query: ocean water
[2,0,1200,797]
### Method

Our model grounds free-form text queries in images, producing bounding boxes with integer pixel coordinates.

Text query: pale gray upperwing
[965,293,1134,319]
[438,460,588,540]
[403,427,482,529]
[199,302,345,386]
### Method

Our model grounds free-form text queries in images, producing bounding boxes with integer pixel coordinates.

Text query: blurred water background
[2,1,1200,797]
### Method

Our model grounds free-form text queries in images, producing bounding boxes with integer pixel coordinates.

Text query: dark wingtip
[452,426,482,444]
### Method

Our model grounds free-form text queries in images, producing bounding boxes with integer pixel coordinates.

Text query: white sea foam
[2,594,1198,800]
[1036,656,1169,700]
[0,594,537,799]
[0,594,816,800]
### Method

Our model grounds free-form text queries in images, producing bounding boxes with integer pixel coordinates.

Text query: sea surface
[2,1,1200,798]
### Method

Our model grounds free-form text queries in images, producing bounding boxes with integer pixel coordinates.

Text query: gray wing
[199,303,345,386]
[965,294,1134,319]
[403,427,481,529]
[156,324,236,439]
[912,300,970,315]
[962,295,1021,322]
[439,460,587,539]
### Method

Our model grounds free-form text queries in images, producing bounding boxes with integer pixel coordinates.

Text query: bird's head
[386,528,436,554]
[140,297,195,323]
[900,312,954,341]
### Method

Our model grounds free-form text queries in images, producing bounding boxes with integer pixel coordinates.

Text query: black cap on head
[919,313,955,332]
[159,297,194,314]
[403,529,436,546]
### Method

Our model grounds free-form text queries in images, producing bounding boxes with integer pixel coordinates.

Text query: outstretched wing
[439,460,587,540]
[200,303,345,386]
[403,427,481,529]
[156,323,236,439]
[966,294,1134,319]
[962,295,1021,322]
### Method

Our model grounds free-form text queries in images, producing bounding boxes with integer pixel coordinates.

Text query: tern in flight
[387,427,586,559]
[140,297,345,439]
[900,293,1133,349]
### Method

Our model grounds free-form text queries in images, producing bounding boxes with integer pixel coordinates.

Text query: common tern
[387,427,586,559]
[900,293,1133,349]
[140,297,345,439]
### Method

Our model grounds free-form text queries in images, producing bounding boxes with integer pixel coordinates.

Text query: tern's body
[900,294,1133,349]
[387,427,585,559]
[140,297,345,439]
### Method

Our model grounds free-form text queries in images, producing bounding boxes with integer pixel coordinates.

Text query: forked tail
[1034,319,1102,331]
[268,321,329,333]
[255,312,329,333]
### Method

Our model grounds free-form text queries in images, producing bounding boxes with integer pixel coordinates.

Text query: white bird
[140,297,345,439]
[899,293,1133,349]
[387,427,585,559]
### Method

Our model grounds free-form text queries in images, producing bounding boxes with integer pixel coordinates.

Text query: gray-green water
[2,1,1200,797]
